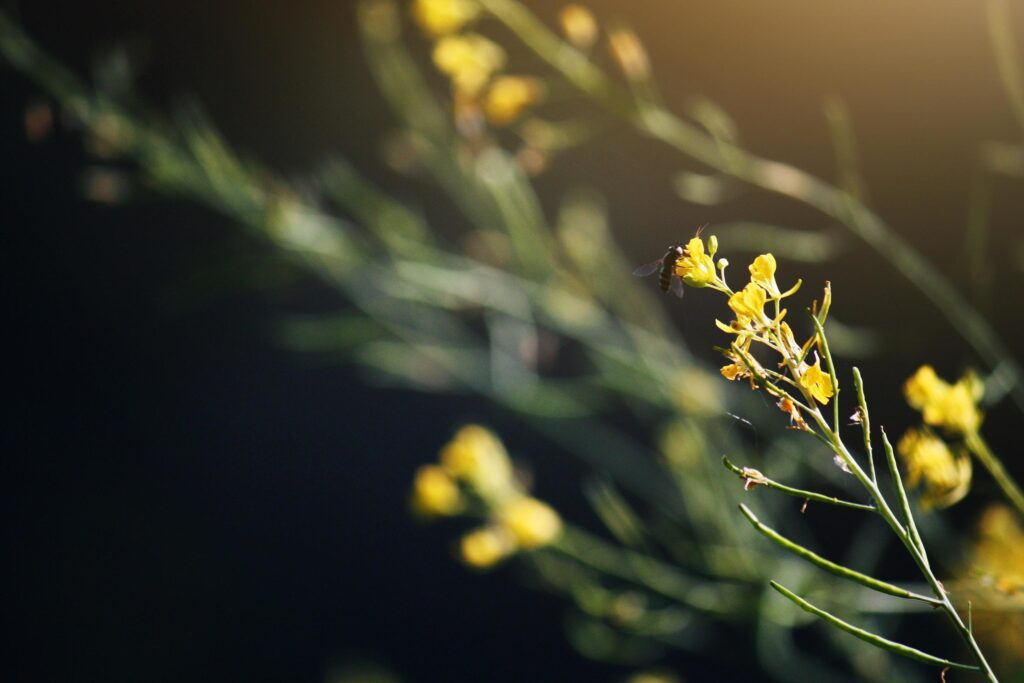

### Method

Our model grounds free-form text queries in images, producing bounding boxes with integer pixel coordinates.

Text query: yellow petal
[498,496,562,548]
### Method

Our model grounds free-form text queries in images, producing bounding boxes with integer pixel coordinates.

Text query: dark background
[4,1,1024,681]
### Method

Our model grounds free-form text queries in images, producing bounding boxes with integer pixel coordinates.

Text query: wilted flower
[498,496,563,548]
[411,464,463,516]
[898,428,972,509]
[483,75,545,126]
[432,33,506,96]
[903,365,983,435]
[411,0,480,37]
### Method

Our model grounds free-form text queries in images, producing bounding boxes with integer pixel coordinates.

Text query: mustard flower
[898,428,972,509]
[971,504,1024,594]
[558,4,598,49]
[607,27,650,81]
[411,464,463,516]
[749,253,781,298]
[799,356,834,405]
[498,496,563,549]
[903,365,983,435]
[674,236,717,288]
[411,0,480,37]
[459,525,516,568]
[483,76,545,126]
[432,33,506,97]
[440,424,515,501]
[727,282,767,327]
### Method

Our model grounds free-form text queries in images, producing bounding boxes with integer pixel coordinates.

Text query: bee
[633,244,686,298]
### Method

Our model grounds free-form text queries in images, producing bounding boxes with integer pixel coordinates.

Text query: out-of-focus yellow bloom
[411,464,463,516]
[440,424,514,500]
[799,356,834,405]
[432,33,506,96]
[411,0,480,37]
[674,236,717,287]
[971,504,1024,594]
[483,76,545,126]
[898,428,972,509]
[559,4,598,49]
[459,525,516,568]
[727,282,767,326]
[498,496,563,548]
[903,365,983,435]
[607,27,650,81]
[749,253,781,297]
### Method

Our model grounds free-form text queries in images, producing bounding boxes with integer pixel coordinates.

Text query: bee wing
[670,275,686,298]
[632,260,662,277]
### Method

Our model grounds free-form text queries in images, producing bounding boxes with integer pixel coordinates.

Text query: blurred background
[3,1,1023,681]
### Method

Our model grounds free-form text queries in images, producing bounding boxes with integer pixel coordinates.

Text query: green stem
[550,525,748,617]
[880,427,928,562]
[722,457,875,512]
[965,431,1024,518]
[770,582,978,672]
[740,505,940,605]
[851,367,877,483]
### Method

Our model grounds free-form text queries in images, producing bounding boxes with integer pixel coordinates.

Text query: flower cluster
[412,0,546,128]
[668,233,837,437]
[897,365,984,509]
[410,424,563,568]
[903,365,984,435]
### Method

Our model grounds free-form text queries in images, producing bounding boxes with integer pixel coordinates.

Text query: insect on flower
[632,244,686,298]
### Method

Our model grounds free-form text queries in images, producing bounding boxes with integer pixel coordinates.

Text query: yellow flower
[411,464,463,516]
[799,356,834,405]
[558,4,598,49]
[720,362,747,381]
[411,0,480,37]
[674,236,717,287]
[962,504,1024,667]
[720,339,754,382]
[483,76,545,126]
[903,365,983,435]
[440,424,515,501]
[971,504,1024,594]
[607,27,650,81]
[898,428,972,509]
[459,526,516,568]
[498,496,562,549]
[727,282,767,326]
[749,253,780,297]
[432,33,506,97]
